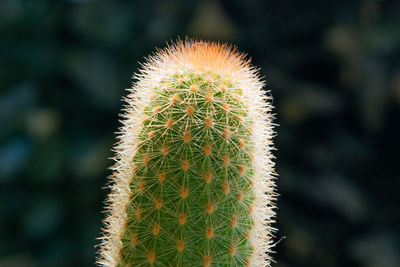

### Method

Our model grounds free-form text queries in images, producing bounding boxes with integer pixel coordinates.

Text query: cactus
[97,40,277,267]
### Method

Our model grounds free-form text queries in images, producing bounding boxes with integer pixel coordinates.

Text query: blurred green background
[1,0,399,266]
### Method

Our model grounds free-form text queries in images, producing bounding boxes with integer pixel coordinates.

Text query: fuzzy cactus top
[97,40,277,267]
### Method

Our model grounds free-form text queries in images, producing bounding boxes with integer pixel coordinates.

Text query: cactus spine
[98,40,277,267]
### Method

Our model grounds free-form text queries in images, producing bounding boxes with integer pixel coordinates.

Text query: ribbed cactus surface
[98,40,276,267]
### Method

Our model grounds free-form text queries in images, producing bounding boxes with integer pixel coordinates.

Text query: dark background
[1,0,399,266]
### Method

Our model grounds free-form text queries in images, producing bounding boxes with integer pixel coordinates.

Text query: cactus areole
[97,40,277,267]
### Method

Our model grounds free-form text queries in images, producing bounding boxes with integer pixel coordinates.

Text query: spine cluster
[98,40,277,267]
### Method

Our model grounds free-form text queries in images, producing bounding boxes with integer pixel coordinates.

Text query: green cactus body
[98,40,276,267]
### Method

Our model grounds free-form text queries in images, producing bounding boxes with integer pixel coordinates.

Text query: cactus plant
[97,40,277,267]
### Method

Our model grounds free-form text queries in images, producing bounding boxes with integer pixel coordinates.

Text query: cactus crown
[98,40,276,267]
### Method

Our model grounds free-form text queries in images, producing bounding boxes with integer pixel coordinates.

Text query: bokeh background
[1,0,399,266]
